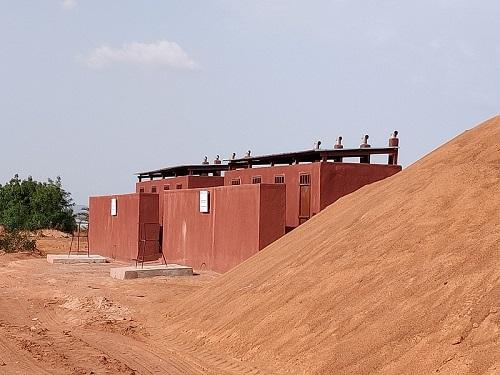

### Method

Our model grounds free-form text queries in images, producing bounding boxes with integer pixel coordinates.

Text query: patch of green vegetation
[0,174,76,233]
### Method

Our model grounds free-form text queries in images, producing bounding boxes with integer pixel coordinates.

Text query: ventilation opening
[231,178,241,186]
[252,176,262,184]
[299,173,311,186]
[163,185,170,191]
[176,184,183,189]
[139,188,145,193]
[274,175,285,184]
[151,186,157,193]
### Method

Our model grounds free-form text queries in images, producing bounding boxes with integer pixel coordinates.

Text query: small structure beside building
[88,133,402,273]
[89,193,160,263]
[163,183,285,272]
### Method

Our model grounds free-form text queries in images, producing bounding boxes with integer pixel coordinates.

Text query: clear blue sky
[1,1,498,204]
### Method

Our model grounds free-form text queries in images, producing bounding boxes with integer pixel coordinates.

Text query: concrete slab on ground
[110,264,193,280]
[47,254,109,264]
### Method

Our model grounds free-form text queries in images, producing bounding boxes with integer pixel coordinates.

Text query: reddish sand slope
[166,116,500,374]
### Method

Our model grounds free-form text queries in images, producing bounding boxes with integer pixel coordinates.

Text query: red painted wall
[319,162,402,209]
[89,162,399,268]
[224,163,321,229]
[88,193,159,262]
[186,176,225,189]
[163,188,213,268]
[224,161,401,229]
[259,185,288,249]
[135,176,224,223]
[162,184,285,273]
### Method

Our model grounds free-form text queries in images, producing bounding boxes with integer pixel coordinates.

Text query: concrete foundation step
[47,254,109,264]
[110,264,193,280]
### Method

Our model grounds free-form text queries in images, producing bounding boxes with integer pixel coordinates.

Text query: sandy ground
[161,116,500,374]
[0,241,268,375]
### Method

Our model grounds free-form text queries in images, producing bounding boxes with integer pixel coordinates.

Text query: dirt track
[0,249,268,374]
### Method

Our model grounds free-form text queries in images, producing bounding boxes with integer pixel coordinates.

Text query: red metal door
[138,223,161,262]
[299,174,311,224]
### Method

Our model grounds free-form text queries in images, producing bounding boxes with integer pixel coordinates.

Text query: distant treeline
[0,175,76,233]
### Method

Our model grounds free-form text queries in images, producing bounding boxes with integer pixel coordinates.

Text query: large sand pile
[167,116,500,374]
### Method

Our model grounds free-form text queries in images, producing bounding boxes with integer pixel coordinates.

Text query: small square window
[274,175,285,184]
[176,184,182,189]
[299,174,311,185]
[252,176,262,184]
[163,185,170,191]
[139,188,145,193]
[231,178,241,185]
[151,186,157,193]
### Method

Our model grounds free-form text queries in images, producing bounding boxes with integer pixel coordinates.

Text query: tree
[0,175,76,233]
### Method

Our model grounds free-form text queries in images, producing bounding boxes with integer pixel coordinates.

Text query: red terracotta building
[88,133,402,272]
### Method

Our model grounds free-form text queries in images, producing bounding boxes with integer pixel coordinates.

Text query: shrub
[0,175,76,233]
[0,230,37,253]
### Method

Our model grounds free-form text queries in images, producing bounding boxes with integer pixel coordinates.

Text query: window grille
[274,175,285,184]
[299,174,311,185]
[252,176,262,184]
